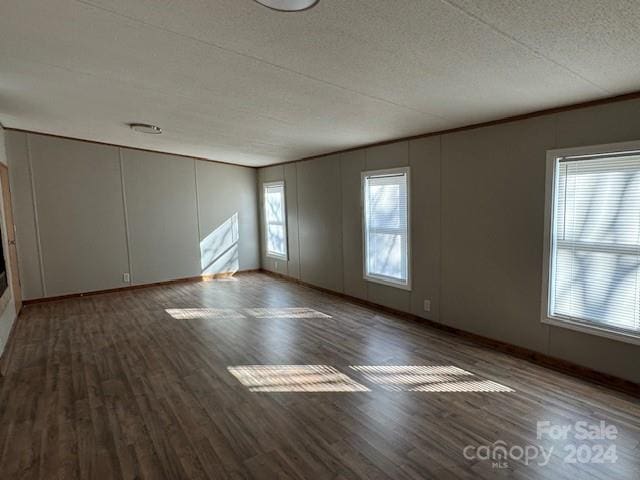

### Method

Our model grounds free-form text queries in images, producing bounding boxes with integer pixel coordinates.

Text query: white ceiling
[1,0,639,167]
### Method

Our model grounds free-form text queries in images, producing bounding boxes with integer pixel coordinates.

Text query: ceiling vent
[129,123,162,134]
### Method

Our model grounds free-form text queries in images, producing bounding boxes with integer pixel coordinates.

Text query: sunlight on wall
[200,213,239,275]
[349,365,514,392]
[165,307,332,320]
[227,365,370,392]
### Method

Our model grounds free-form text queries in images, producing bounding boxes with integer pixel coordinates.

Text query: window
[362,167,410,289]
[543,142,640,344]
[264,181,287,260]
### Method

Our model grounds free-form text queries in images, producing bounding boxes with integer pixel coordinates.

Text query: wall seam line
[257,170,263,269]
[364,149,370,302]
[294,163,301,279]
[281,164,288,276]
[25,134,47,297]
[338,155,345,293]
[546,113,561,356]
[295,164,302,280]
[438,135,443,326]
[193,159,202,273]
[119,148,133,285]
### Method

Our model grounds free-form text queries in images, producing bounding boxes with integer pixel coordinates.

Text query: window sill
[266,252,288,261]
[542,316,640,346]
[364,275,411,291]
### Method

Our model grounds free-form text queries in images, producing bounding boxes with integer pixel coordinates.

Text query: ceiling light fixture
[253,0,319,12]
[129,123,162,134]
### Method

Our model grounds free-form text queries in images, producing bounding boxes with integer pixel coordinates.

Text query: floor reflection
[228,364,514,394]
[350,365,514,392]
[246,307,332,319]
[165,308,246,319]
[227,365,370,392]
[166,307,332,320]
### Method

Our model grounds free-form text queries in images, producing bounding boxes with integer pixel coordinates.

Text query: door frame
[0,163,22,315]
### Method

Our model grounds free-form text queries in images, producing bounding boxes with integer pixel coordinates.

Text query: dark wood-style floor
[0,273,638,479]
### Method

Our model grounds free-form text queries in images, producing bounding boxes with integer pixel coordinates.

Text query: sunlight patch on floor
[202,276,239,282]
[227,365,369,392]
[165,308,246,320]
[410,380,513,392]
[349,365,514,392]
[166,307,331,320]
[245,308,332,319]
[228,364,514,393]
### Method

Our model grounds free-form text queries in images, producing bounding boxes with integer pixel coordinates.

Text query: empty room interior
[1,1,640,478]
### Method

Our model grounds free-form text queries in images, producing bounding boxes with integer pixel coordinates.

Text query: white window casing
[542,140,640,345]
[362,167,411,290]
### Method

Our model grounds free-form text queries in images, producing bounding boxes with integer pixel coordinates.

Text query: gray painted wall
[0,125,18,356]
[258,98,640,383]
[196,160,260,274]
[122,149,200,285]
[297,156,344,293]
[6,132,259,299]
[29,136,130,296]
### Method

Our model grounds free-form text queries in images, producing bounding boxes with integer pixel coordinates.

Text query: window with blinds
[362,168,410,289]
[547,149,640,338]
[264,181,287,259]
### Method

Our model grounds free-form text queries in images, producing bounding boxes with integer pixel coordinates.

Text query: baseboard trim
[261,269,640,398]
[22,269,261,306]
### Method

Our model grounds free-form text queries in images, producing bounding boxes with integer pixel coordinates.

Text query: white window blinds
[264,182,287,259]
[362,168,410,288]
[549,153,640,335]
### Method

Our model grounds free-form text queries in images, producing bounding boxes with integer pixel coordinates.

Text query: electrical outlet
[123,272,130,283]
[423,299,431,312]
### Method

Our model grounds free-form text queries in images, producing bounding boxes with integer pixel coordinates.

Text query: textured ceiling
[1,0,639,166]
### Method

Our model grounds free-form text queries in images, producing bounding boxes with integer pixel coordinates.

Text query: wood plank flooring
[0,272,638,479]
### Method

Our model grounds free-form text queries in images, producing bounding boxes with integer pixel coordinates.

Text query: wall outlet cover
[424,299,431,312]
[123,272,130,283]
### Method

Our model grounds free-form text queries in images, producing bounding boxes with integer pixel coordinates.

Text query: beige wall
[122,149,200,285]
[28,136,130,296]
[6,132,260,299]
[0,125,18,356]
[258,97,640,383]
[196,160,260,275]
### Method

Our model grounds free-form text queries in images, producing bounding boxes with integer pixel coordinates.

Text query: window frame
[361,167,412,291]
[541,140,640,346]
[263,180,289,261]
